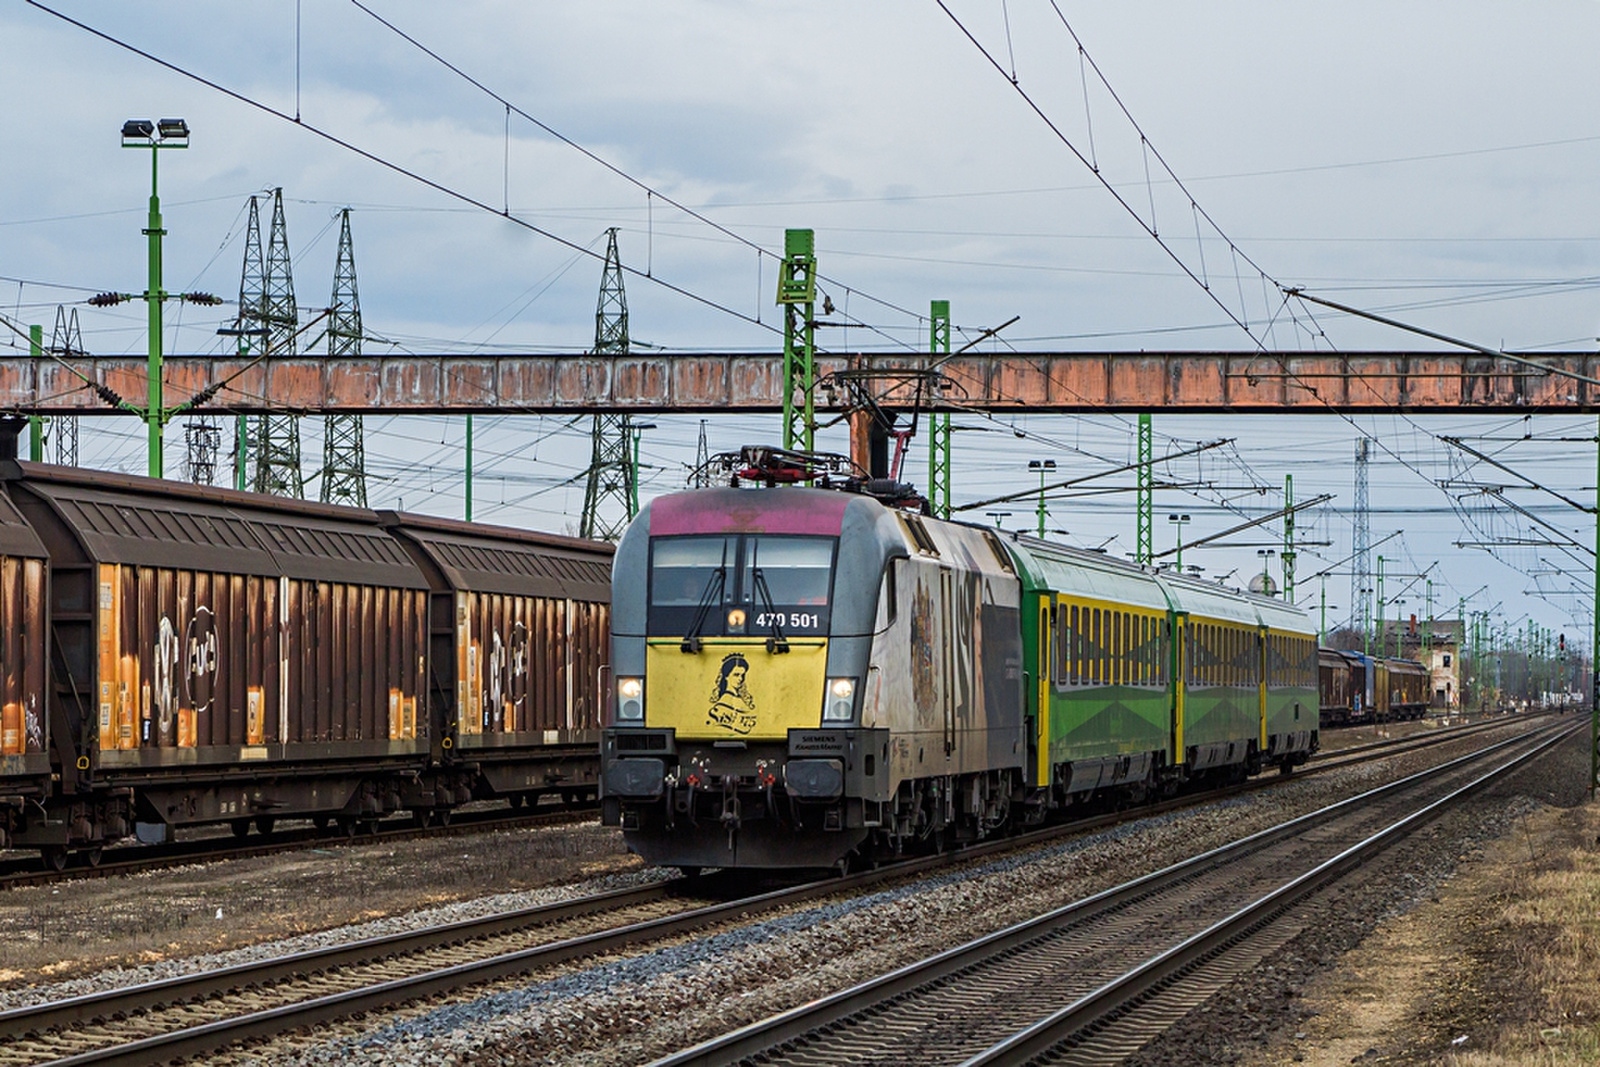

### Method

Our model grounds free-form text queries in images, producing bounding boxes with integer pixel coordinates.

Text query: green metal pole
[928,300,952,519]
[1175,523,1184,572]
[1281,473,1296,601]
[629,424,643,518]
[1374,555,1385,658]
[464,413,473,522]
[778,229,816,453]
[1425,579,1434,658]
[1035,466,1047,538]
[235,416,247,491]
[27,325,44,461]
[145,145,164,479]
[1319,574,1327,645]
[1135,414,1152,563]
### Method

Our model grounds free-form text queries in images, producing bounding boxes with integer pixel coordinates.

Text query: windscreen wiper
[751,567,789,653]
[680,567,726,653]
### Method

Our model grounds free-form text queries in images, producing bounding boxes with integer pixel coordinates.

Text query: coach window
[1114,611,1125,685]
[1112,611,1123,685]
[1100,608,1110,686]
[1138,616,1148,685]
[1157,620,1166,686]
[1102,609,1112,686]
[1128,613,1137,684]
[1111,612,1120,686]
[1096,609,1106,685]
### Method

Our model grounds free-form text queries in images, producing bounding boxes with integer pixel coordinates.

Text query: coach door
[1171,610,1188,764]
[1257,624,1270,751]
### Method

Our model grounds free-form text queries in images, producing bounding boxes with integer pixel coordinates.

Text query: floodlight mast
[121,117,189,478]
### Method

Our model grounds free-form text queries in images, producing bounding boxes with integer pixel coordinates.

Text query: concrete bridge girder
[1,351,1591,415]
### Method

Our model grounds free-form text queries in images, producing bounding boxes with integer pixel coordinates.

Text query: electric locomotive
[600,448,1319,871]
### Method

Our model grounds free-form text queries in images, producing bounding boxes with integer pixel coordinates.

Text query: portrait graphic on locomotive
[601,448,1319,872]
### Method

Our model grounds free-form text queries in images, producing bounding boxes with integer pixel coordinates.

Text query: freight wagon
[600,451,1318,871]
[0,422,610,870]
[1317,648,1430,726]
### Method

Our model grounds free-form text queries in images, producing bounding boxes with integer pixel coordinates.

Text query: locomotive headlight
[823,677,856,722]
[616,677,645,722]
[727,608,747,633]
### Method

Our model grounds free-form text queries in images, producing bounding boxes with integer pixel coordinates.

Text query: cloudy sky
[4,1,1600,649]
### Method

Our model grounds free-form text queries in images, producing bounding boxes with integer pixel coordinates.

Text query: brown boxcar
[0,487,49,849]
[1318,647,1354,726]
[7,465,431,842]
[384,512,612,806]
[1385,657,1429,720]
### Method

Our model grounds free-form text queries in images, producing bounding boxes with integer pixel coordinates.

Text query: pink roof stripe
[650,490,849,536]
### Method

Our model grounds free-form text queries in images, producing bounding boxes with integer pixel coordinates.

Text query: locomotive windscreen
[648,534,835,637]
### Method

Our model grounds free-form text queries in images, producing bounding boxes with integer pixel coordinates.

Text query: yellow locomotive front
[602,485,899,870]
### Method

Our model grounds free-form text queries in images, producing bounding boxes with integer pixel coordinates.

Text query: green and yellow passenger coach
[1013,541,1318,806]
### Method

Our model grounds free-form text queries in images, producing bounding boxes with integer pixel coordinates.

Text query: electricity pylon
[184,420,222,484]
[251,188,304,497]
[48,306,83,466]
[689,418,711,487]
[579,228,635,541]
[320,208,368,507]
[1352,437,1372,640]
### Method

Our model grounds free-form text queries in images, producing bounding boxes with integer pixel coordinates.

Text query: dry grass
[1448,804,1600,1065]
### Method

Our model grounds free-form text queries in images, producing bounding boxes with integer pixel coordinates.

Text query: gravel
[227,718,1548,1066]
[0,865,669,1014]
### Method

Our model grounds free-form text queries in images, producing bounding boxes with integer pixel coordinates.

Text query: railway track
[0,713,1558,1066]
[649,718,1576,1067]
[0,799,598,891]
[0,711,1534,892]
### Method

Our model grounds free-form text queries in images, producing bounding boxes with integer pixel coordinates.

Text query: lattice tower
[1351,437,1372,636]
[184,418,222,485]
[580,228,634,541]
[48,306,82,465]
[689,418,711,487]
[253,188,304,498]
[321,208,368,507]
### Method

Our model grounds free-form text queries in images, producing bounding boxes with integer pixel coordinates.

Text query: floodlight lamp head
[157,118,190,141]
[121,119,155,141]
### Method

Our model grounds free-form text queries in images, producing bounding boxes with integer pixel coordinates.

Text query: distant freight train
[0,421,611,870]
[1318,648,1431,725]
[600,447,1321,871]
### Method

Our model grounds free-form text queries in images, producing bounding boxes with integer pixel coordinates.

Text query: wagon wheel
[411,809,433,830]
[254,816,276,836]
[41,845,67,873]
[230,818,252,839]
[83,846,103,868]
